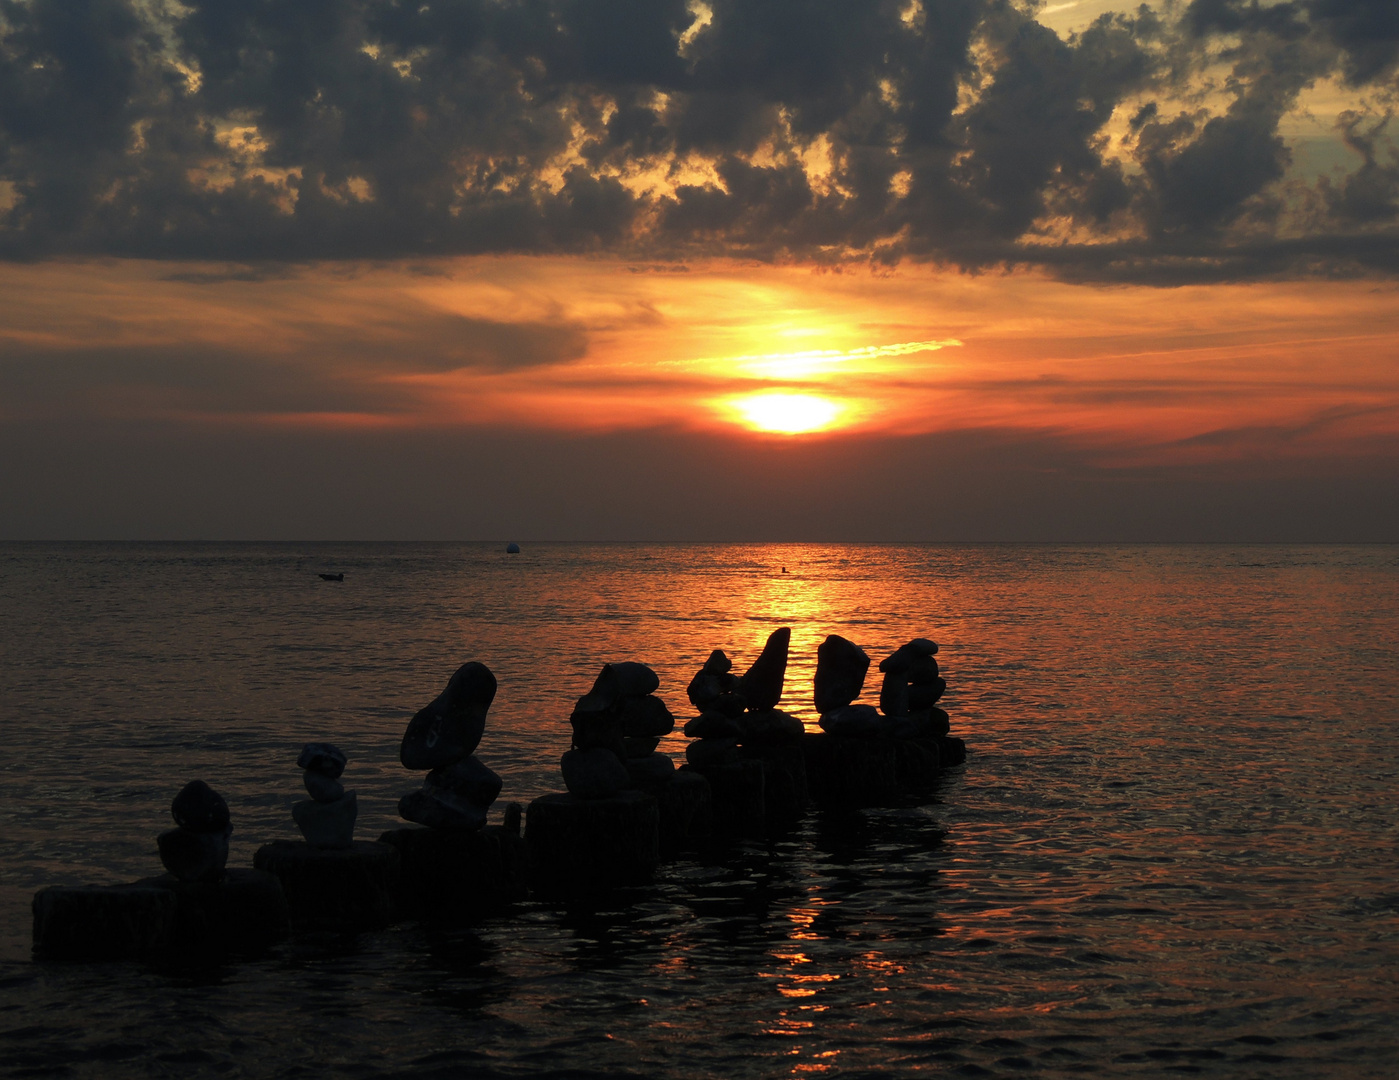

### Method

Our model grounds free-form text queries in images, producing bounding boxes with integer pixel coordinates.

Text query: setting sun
[729,392,845,434]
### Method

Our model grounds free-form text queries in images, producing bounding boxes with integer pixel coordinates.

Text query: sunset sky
[2,0,1397,539]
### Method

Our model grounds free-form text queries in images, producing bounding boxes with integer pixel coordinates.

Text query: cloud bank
[1,0,1396,279]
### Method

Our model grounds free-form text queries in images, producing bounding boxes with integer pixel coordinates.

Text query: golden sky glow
[3,257,1396,474]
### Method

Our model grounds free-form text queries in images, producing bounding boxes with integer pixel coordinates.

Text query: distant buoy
[506,542,521,554]
[781,566,788,573]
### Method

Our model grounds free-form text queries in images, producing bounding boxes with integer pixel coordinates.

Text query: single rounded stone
[740,627,790,712]
[561,747,631,800]
[819,703,886,739]
[683,711,743,739]
[878,637,939,673]
[424,755,503,807]
[907,654,941,685]
[711,691,748,717]
[303,771,345,802]
[296,742,347,778]
[908,679,946,708]
[587,661,659,708]
[626,751,675,787]
[879,668,911,718]
[624,735,660,758]
[686,671,723,709]
[400,662,497,771]
[685,736,740,768]
[813,634,871,713]
[292,791,357,848]
[399,787,489,831]
[619,694,675,737]
[738,708,805,745]
[570,707,626,759]
[702,649,732,674]
[171,779,230,833]
[158,826,231,883]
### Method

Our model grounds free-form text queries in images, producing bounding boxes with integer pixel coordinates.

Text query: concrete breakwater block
[894,738,942,790]
[802,733,898,807]
[525,790,659,895]
[33,869,289,962]
[688,758,765,836]
[377,825,527,920]
[739,743,809,824]
[33,884,177,961]
[253,840,399,932]
[938,736,967,767]
[651,769,713,855]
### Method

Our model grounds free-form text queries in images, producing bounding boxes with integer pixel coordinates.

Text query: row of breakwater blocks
[33,630,966,963]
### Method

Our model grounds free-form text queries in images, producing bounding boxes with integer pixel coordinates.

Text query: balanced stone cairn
[562,661,676,798]
[157,779,233,883]
[681,628,806,828]
[292,742,356,848]
[818,636,948,740]
[398,662,503,831]
[805,635,964,801]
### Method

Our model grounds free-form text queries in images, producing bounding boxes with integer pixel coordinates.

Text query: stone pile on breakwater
[803,635,966,803]
[34,780,288,962]
[254,742,399,932]
[34,633,967,961]
[681,628,807,832]
[527,661,711,894]
[378,663,527,920]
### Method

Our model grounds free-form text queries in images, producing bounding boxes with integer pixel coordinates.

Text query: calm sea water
[1,542,1396,1078]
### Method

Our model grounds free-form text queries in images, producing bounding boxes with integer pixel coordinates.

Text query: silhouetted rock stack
[527,661,693,893]
[35,779,289,962]
[804,635,965,804]
[379,661,526,920]
[292,743,356,848]
[681,628,807,832]
[399,662,503,830]
[158,780,232,883]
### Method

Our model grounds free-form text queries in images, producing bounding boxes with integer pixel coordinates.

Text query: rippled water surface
[1,542,1396,1078]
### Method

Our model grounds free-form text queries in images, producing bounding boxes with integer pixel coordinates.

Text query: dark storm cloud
[0,0,1395,279]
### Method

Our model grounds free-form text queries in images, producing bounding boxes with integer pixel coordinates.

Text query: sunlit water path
[1,543,1396,1078]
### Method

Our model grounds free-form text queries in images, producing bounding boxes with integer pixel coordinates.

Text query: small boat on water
[318,573,344,582]
[506,542,521,554]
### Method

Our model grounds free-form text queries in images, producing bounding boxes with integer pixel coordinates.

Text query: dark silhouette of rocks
[400,662,497,770]
[398,662,503,831]
[564,661,674,799]
[740,627,791,711]
[36,780,289,962]
[680,628,806,834]
[814,634,871,713]
[159,780,233,883]
[560,746,631,799]
[291,741,357,848]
